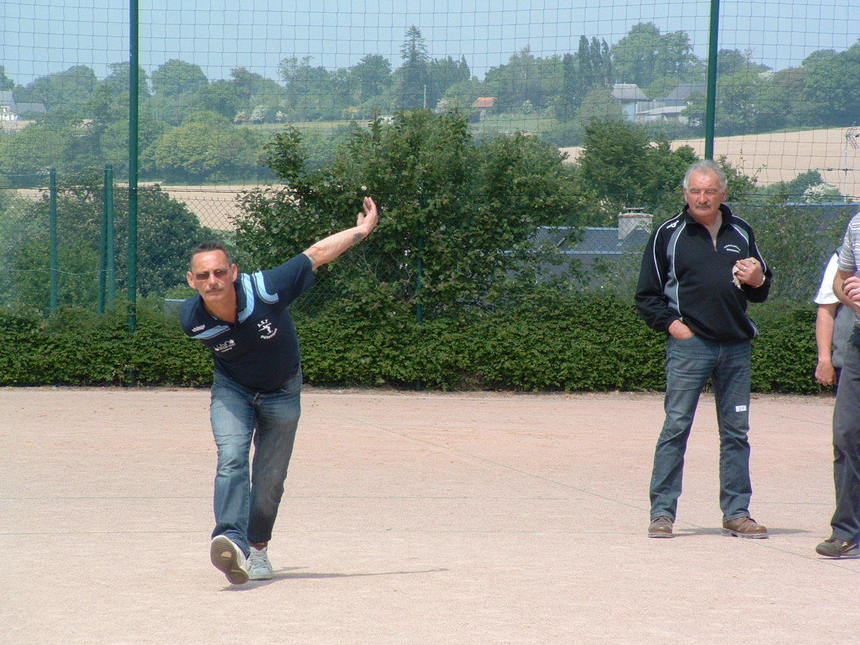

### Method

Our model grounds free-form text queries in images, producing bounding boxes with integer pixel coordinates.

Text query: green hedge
[0,294,821,393]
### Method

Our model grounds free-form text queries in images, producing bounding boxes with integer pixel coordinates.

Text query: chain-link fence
[1,1,858,318]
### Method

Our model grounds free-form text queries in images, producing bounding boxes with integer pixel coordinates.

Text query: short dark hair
[189,241,233,267]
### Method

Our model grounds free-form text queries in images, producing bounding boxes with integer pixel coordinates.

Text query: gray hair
[682,159,728,192]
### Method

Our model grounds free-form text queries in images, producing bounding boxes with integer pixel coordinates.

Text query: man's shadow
[672,526,810,537]
[222,567,449,591]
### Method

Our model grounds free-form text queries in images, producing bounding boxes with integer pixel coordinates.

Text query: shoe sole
[210,536,249,584]
[648,531,674,538]
[721,528,768,539]
[248,570,275,580]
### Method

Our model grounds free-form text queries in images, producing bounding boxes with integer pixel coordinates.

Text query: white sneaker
[210,536,249,584]
[247,545,274,580]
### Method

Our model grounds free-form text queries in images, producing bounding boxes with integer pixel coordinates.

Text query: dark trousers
[829,340,860,542]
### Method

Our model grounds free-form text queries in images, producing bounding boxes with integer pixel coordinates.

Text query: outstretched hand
[356,196,379,238]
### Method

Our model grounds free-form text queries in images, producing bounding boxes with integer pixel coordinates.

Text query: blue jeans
[209,369,302,556]
[829,337,860,543]
[650,335,753,522]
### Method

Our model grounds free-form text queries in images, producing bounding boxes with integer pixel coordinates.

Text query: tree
[573,119,698,223]
[100,109,170,179]
[152,111,265,182]
[151,59,209,98]
[235,111,579,315]
[717,49,768,76]
[0,170,216,312]
[611,23,699,88]
[427,56,470,108]
[17,65,98,113]
[349,55,392,103]
[101,62,151,98]
[394,27,431,109]
[574,87,623,131]
[0,66,14,91]
[191,80,242,120]
[279,56,348,120]
[483,48,563,113]
[797,41,860,127]
[715,69,786,135]
[0,124,72,184]
[556,37,613,119]
[762,169,826,201]
[684,68,786,136]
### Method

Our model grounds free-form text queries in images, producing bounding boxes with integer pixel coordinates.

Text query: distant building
[611,84,649,122]
[530,209,653,283]
[635,83,705,125]
[0,91,46,131]
[471,96,496,120]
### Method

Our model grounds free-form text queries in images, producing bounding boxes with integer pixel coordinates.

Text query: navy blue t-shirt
[180,253,315,392]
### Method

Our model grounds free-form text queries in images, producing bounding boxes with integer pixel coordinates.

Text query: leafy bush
[0,292,824,394]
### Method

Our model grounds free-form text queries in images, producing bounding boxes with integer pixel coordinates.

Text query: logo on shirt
[213,339,236,353]
[723,243,741,254]
[257,318,278,340]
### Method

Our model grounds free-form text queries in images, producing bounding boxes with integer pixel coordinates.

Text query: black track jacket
[635,204,772,342]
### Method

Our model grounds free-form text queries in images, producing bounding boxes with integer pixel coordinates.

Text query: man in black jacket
[635,160,772,540]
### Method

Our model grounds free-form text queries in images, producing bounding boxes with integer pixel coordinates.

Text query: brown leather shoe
[722,516,768,539]
[648,516,674,538]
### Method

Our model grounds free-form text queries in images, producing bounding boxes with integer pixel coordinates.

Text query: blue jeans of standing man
[829,335,860,543]
[209,369,302,556]
[650,335,754,522]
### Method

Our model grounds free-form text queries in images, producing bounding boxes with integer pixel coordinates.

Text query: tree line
[0,110,848,319]
[0,23,858,186]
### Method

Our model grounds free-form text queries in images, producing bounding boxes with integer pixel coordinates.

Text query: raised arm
[303,196,379,270]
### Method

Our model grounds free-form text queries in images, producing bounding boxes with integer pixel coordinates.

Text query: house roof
[661,83,705,102]
[637,105,686,117]
[472,97,496,109]
[13,102,46,114]
[531,225,649,256]
[611,84,649,101]
[570,227,650,255]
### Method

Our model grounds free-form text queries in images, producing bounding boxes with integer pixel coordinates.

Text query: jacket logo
[214,339,236,353]
[723,244,741,254]
[257,318,278,340]
[666,220,680,229]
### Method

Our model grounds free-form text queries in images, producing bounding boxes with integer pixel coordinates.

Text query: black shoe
[815,537,860,558]
[648,516,674,538]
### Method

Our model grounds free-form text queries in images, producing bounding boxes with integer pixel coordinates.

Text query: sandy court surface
[1,387,857,644]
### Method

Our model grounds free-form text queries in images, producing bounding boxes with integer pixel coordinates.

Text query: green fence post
[123,0,140,387]
[99,165,114,313]
[704,0,720,160]
[415,195,425,324]
[48,168,58,313]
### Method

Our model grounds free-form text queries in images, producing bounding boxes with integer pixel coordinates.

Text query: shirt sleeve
[838,218,860,273]
[814,254,840,305]
[259,253,316,306]
[635,227,679,332]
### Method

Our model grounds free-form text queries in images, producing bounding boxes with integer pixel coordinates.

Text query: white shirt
[814,253,840,305]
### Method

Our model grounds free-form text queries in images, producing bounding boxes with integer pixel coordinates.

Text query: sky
[2,0,858,85]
